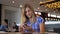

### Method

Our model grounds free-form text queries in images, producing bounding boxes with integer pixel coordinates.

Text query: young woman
[19,4,45,33]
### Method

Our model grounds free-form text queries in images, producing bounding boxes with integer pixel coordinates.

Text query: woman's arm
[19,24,35,32]
[40,22,45,33]
[19,26,25,32]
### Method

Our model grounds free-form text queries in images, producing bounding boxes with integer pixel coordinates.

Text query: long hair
[21,4,36,24]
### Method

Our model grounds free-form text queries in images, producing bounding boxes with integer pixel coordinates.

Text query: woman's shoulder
[36,16,44,23]
[36,16,43,20]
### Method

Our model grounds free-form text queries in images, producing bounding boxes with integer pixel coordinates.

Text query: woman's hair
[21,4,36,24]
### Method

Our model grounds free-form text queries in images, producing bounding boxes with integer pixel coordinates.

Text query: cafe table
[0,31,59,34]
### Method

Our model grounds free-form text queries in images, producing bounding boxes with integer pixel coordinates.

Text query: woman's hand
[19,25,25,32]
[19,24,35,32]
[23,24,35,32]
[23,25,32,30]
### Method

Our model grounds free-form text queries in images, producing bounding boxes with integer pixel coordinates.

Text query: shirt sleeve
[37,17,44,24]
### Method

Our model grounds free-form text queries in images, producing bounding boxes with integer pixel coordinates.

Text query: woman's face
[25,7,33,18]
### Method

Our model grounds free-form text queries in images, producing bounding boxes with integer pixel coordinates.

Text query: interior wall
[1,5,21,26]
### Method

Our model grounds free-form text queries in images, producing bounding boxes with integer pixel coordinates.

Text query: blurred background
[0,0,60,33]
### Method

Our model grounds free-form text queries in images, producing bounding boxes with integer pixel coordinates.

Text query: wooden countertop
[0,31,59,34]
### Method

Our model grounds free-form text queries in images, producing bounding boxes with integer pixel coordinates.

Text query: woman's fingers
[19,25,25,32]
[19,26,23,32]
[19,24,33,32]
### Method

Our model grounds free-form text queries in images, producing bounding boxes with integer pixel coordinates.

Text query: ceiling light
[57,16,60,18]
[20,5,22,8]
[51,14,56,17]
[35,12,37,14]
[48,13,50,17]
[40,2,43,4]
[12,1,14,3]
[38,12,41,15]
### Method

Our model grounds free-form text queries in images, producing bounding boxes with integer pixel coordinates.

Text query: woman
[19,4,45,33]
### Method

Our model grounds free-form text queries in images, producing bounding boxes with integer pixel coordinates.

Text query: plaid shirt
[25,16,44,32]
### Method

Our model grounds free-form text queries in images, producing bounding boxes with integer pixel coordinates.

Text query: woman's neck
[29,17,32,21]
[29,17,34,23]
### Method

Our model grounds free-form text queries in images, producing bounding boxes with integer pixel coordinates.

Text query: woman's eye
[28,10,31,12]
[26,10,31,13]
[26,10,30,12]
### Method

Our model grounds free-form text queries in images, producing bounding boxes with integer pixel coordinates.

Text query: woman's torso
[25,16,44,32]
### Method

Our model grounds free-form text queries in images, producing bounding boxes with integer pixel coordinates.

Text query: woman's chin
[28,16,31,18]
